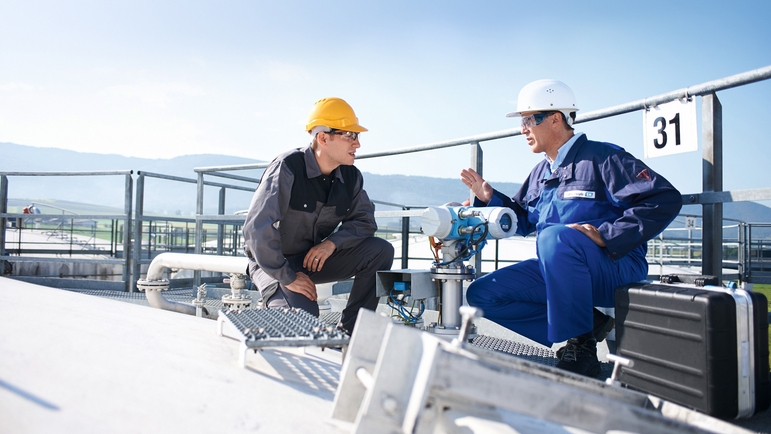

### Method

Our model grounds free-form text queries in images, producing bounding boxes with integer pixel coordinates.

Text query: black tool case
[614,276,770,419]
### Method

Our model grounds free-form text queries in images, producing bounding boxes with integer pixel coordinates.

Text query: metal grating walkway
[471,334,614,380]
[64,287,613,378]
[219,307,349,349]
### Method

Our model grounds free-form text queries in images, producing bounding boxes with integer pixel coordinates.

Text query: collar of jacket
[543,133,589,184]
[302,146,347,184]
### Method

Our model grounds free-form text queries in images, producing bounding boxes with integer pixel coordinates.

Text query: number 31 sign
[643,98,698,158]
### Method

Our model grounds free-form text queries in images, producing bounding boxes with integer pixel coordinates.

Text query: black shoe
[555,337,601,377]
[555,309,615,360]
[336,321,352,337]
[592,308,614,343]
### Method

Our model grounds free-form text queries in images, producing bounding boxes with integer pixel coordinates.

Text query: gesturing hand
[460,168,493,204]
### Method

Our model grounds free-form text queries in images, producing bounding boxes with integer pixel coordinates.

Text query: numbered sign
[643,98,698,158]
[685,216,697,229]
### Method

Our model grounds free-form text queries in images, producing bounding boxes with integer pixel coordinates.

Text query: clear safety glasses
[327,130,360,142]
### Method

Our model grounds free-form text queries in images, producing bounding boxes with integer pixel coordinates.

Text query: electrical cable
[386,286,425,325]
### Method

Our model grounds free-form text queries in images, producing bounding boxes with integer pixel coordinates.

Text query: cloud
[99,82,204,107]
[0,82,37,92]
[266,61,310,82]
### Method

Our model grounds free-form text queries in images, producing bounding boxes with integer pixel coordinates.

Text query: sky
[1,0,770,199]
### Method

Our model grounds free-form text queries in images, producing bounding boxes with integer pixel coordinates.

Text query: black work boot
[592,308,614,343]
[556,309,615,360]
[555,336,601,377]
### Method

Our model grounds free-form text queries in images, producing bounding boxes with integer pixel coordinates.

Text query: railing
[3,66,771,290]
[192,65,771,285]
[0,171,134,291]
[131,170,255,291]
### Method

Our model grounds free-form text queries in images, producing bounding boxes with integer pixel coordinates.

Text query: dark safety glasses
[520,112,556,130]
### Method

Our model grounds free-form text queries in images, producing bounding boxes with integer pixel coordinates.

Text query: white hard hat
[506,79,579,124]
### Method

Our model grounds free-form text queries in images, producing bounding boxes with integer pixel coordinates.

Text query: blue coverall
[467,133,682,346]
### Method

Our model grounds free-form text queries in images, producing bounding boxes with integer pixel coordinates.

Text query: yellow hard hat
[305,97,368,133]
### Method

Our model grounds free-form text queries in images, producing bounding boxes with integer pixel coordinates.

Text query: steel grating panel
[219,308,349,349]
[471,334,614,379]
[62,287,231,311]
[319,311,342,327]
[472,335,558,366]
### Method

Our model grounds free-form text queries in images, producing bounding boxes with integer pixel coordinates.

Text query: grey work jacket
[242,146,377,286]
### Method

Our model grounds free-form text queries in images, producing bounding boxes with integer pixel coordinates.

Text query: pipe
[145,252,250,281]
[142,283,197,315]
[139,253,250,315]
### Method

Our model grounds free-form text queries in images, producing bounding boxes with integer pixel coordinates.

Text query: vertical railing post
[194,172,205,287]
[132,172,145,292]
[123,172,134,291]
[470,142,483,278]
[217,187,226,255]
[749,225,754,281]
[401,207,410,269]
[702,93,723,281]
[0,175,8,261]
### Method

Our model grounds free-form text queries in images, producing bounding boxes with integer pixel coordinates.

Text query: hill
[0,142,518,214]
[2,142,770,238]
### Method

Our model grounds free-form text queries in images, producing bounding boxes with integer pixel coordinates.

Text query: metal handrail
[189,65,771,284]
[193,66,771,173]
[0,171,135,290]
[5,67,771,289]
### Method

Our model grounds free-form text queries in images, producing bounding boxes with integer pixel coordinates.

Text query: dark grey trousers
[251,237,394,333]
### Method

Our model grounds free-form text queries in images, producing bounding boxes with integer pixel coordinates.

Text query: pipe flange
[222,294,252,310]
[430,266,475,280]
[136,279,170,292]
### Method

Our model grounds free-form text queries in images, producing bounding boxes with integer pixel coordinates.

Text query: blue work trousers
[466,225,648,346]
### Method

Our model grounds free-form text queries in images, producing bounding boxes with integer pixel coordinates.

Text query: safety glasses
[520,112,556,130]
[326,130,360,142]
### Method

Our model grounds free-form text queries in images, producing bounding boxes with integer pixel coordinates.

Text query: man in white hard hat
[243,97,394,334]
[460,80,682,377]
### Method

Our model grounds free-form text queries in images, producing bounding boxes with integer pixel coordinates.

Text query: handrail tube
[0,255,124,264]
[137,170,255,192]
[195,162,270,173]
[0,212,127,219]
[191,65,771,172]
[203,171,261,184]
[0,170,134,176]
[683,188,771,205]
[577,65,771,123]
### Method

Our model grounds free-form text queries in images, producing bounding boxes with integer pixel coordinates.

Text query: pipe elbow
[137,279,197,315]
[139,253,251,316]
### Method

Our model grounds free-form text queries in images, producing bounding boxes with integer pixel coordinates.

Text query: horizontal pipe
[140,252,250,315]
[144,288,197,315]
[145,252,250,281]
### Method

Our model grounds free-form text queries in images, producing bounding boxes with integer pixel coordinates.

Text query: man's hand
[567,223,606,247]
[460,168,493,204]
[285,272,317,301]
[303,239,336,272]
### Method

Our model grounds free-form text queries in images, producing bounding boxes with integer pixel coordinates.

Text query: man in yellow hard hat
[243,97,394,334]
